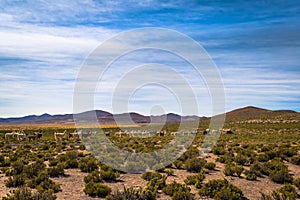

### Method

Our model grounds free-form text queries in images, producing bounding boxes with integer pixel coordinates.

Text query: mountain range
[0,106,298,125]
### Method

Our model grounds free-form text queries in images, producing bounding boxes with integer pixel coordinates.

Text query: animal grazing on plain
[68,131,81,139]
[28,131,43,141]
[54,130,67,141]
[5,131,26,141]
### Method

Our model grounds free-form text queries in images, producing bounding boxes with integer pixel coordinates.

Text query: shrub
[224,164,235,176]
[28,171,61,193]
[199,179,243,199]
[84,182,111,197]
[212,146,226,155]
[234,154,248,166]
[47,164,65,178]
[172,186,194,200]
[204,162,216,170]
[79,156,99,173]
[245,170,257,181]
[184,172,205,189]
[5,175,25,187]
[269,168,293,184]
[84,170,103,184]
[249,162,265,177]
[293,178,300,189]
[184,158,206,172]
[291,156,300,165]
[261,184,297,200]
[235,165,244,177]
[11,160,24,175]
[100,168,120,181]
[142,171,163,181]
[163,181,192,199]
[106,186,156,200]
[0,154,10,167]
[2,187,56,200]
[147,176,166,191]
[23,160,46,178]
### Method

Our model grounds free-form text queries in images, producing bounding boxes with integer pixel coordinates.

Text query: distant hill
[224,106,300,122]
[0,110,200,125]
[0,106,298,125]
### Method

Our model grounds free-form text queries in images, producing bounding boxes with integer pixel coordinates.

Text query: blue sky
[0,0,299,117]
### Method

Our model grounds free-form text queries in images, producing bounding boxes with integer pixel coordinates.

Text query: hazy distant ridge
[0,106,298,125]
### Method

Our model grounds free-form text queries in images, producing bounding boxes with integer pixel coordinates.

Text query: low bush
[204,162,216,170]
[106,186,156,200]
[2,187,57,200]
[142,171,163,181]
[245,170,257,181]
[184,158,206,172]
[293,178,300,189]
[5,175,25,188]
[47,164,65,178]
[261,184,298,200]
[224,164,235,176]
[79,156,99,173]
[100,168,120,181]
[84,182,111,198]
[269,168,293,184]
[163,181,193,200]
[234,154,248,166]
[184,172,205,189]
[84,170,103,184]
[199,179,243,200]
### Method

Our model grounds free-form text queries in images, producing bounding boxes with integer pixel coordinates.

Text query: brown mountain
[224,106,300,122]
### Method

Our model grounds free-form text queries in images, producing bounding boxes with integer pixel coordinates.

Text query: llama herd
[3,128,234,142]
[4,130,81,142]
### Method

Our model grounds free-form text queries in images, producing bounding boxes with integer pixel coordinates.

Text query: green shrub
[11,160,24,175]
[5,175,25,187]
[0,154,10,167]
[261,184,298,200]
[184,172,205,189]
[84,170,103,184]
[293,178,300,189]
[199,179,243,199]
[184,158,206,172]
[28,171,61,193]
[84,182,111,197]
[235,165,244,177]
[172,186,194,200]
[212,146,226,155]
[234,154,248,166]
[147,176,166,191]
[269,168,293,184]
[23,160,46,178]
[142,171,163,181]
[2,187,57,200]
[79,156,99,173]
[224,164,235,176]
[204,162,216,170]
[163,181,192,199]
[291,156,300,165]
[100,168,120,181]
[106,186,156,200]
[47,164,65,178]
[249,162,265,177]
[245,170,257,181]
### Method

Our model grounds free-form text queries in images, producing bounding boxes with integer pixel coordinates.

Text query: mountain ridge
[0,106,299,125]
